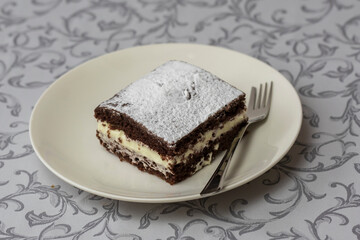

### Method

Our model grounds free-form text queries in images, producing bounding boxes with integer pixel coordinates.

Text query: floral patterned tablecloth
[1,0,360,239]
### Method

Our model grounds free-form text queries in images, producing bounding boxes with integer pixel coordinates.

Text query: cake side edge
[96,120,247,184]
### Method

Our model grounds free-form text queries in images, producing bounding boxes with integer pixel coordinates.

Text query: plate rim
[29,43,302,203]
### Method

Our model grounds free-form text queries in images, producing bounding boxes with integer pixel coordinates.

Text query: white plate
[30,43,302,203]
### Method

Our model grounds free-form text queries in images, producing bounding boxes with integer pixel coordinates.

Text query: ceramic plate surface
[30,43,302,203]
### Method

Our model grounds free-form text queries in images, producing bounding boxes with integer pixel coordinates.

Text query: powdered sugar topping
[100,60,244,144]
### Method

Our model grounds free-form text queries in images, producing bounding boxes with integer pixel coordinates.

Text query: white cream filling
[97,112,246,170]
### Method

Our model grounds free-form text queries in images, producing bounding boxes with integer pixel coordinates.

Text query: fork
[200,82,273,196]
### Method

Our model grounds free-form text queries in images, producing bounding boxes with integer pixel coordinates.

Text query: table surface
[1,0,360,239]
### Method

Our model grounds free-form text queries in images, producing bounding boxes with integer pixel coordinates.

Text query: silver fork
[200,82,273,196]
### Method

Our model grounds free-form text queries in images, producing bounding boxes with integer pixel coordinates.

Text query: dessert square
[94,60,247,184]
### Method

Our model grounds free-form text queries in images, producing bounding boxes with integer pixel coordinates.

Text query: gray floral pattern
[1,0,360,239]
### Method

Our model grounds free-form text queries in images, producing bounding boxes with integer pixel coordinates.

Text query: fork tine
[257,83,263,109]
[266,81,273,111]
[248,87,256,110]
[262,82,268,107]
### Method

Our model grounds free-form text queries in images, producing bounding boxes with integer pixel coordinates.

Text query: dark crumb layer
[94,95,246,157]
[96,121,246,184]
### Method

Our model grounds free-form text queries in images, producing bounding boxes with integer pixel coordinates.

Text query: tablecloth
[1,0,360,239]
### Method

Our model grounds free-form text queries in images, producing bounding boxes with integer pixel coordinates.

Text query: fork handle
[200,123,250,196]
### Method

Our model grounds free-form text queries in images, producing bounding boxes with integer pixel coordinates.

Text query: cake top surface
[99,60,244,144]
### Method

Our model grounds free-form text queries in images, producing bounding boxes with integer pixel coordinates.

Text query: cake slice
[94,60,247,184]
